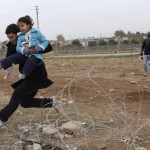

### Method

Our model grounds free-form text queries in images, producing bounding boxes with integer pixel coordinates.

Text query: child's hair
[5,24,20,34]
[17,15,34,29]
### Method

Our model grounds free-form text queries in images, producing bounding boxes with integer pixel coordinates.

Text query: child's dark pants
[0,53,42,76]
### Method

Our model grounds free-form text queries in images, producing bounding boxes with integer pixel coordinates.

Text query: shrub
[88,41,97,46]
[99,40,107,45]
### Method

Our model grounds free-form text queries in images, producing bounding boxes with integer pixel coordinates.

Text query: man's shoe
[50,96,56,107]
[0,120,6,128]
[50,96,59,113]
[18,74,26,80]
[144,73,147,76]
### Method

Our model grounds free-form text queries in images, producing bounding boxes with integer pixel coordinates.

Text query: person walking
[141,34,150,76]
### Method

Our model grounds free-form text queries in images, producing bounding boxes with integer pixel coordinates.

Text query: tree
[72,39,81,46]
[123,40,129,44]
[108,39,117,45]
[56,34,65,47]
[99,40,107,45]
[114,30,126,38]
[135,31,142,44]
[56,34,65,42]
[88,41,97,46]
[127,31,132,39]
[131,39,139,44]
[127,31,133,44]
[114,30,126,52]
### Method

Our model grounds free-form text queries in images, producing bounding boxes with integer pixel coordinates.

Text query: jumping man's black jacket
[6,42,53,89]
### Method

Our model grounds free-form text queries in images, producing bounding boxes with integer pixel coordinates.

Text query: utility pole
[35,6,39,29]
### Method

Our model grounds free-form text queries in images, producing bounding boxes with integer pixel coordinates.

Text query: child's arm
[35,31,48,53]
[16,36,29,55]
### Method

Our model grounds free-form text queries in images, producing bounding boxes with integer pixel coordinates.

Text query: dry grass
[0,55,149,150]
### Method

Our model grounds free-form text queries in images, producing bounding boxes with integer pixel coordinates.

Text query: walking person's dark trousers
[0,79,53,122]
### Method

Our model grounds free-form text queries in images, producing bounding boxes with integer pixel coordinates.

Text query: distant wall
[54,44,141,54]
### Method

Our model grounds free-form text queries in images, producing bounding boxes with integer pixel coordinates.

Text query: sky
[0,0,150,41]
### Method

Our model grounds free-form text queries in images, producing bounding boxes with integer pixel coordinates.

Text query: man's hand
[140,52,143,56]
[28,47,37,55]
[140,52,143,60]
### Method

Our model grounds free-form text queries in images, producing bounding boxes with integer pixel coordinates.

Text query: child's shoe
[0,120,6,128]
[0,63,2,69]
[18,74,26,80]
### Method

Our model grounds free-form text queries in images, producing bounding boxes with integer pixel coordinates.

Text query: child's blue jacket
[16,28,48,60]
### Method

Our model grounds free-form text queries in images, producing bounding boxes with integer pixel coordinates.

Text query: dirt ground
[0,54,149,150]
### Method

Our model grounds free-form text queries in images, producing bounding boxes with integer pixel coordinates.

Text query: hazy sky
[0,0,150,41]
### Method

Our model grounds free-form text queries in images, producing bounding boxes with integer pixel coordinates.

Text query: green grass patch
[44,54,139,60]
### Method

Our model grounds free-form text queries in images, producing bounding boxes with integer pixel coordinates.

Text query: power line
[39,0,100,9]
[39,0,88,7]
[0,0,100,17]
[0,0,100,26]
